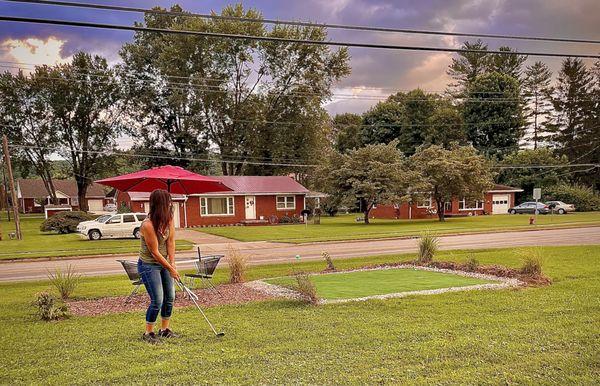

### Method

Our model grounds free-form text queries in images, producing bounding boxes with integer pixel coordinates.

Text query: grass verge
[197,212,600,243]
[0,215,193,260]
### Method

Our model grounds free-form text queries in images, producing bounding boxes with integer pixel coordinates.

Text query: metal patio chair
[117,259,143,303]
[185,247,224,295]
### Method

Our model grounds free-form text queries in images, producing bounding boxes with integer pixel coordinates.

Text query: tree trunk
[76,177,89,212]
[363,200,372,224]
[436,198,445,222]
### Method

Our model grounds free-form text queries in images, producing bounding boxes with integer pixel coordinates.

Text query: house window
[200,197,235,216]
[459,199,484,210]
[417,196,432,208]
[277,195,295,210]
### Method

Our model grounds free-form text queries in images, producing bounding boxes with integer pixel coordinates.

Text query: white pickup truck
[77,213,147,240]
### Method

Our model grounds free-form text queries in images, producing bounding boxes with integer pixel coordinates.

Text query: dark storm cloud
[0,0,598,113]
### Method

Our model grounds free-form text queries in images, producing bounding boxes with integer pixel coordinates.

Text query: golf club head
[216,332,225,337]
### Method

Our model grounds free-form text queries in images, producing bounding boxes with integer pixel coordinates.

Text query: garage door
[87,199,104,212]
[492,194,509,214]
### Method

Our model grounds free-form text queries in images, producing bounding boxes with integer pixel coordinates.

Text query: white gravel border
[247,265,524,305]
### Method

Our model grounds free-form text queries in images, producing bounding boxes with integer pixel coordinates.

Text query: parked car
[508,202,550,215]
[77,212,147,240]
[546,201,575,214]
[103,203,117,212]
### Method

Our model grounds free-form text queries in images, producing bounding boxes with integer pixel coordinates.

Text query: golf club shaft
[177,281,222,336]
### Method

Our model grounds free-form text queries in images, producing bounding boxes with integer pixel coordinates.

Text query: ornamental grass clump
[322,251,336,271]
[519,248,544,277]
[464,254,480,272]
[294,272,319,305]
[33,292,69,321]
[227,245,247,284]
[417,232,439,264]
[47,265,81,299]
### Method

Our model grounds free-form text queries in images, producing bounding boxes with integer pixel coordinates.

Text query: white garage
[87,199,105,212]
[492,194,510,214]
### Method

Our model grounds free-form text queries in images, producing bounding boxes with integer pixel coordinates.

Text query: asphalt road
[1,227,599,282]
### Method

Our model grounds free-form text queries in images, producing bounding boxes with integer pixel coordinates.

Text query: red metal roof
[210,176,309,194]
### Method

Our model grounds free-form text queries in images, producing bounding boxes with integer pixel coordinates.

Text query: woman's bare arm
[166,220,176,266]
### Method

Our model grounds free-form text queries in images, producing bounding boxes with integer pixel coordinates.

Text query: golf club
[177,280,225,337]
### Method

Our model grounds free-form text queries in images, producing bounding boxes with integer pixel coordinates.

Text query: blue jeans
[137,259,175,324]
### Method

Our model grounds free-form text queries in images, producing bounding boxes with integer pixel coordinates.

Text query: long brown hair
[148,189,172,236]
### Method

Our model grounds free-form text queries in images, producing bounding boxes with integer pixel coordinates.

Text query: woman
[137,189,180,343]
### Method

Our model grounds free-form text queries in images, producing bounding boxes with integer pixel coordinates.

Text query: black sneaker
[158,328,178,338]
[142,332,160,344]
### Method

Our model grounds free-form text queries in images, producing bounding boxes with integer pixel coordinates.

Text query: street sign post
[533,188,542,224]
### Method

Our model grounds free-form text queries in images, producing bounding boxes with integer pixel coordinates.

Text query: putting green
[265,268,493,300]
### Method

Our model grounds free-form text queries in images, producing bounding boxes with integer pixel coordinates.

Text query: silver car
[546,201,575,214]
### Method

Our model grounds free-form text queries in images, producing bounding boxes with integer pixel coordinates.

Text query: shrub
[417,232,439,264]
[40,211,94,234]
[294,272,319,305]
[543,183,600,212]
[47,265,81,299]
[322,251,335,271]
[279,215,292,224]
[463,254,479,272]
[33,292,69,321]
[519,249,543,276]
[227,245,247,284]
[117,202,132,213]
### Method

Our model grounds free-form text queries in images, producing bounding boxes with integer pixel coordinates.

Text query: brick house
[369,184,523,220]
[16,179,109,213]
[116,176,309,227]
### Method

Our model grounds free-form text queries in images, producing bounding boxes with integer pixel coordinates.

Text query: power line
[10,142,600,171]
[6,0,600,46]
[5,66,600,105]
[1,15,599,59]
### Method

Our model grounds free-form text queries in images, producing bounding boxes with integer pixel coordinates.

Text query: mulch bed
[67,284,277,317]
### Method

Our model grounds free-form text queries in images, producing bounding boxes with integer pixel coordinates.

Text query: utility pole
[2,162,11,221]
[2,135,22,240]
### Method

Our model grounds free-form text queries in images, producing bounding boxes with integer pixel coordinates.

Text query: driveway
[2,226,599,282]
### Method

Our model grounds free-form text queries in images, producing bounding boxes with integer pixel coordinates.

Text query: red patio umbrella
[96,165,231,194]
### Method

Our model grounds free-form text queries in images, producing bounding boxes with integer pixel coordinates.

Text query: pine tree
[523,61,554,148]
[488,46,527,80]
[447,40,490,95]
[551,59,596,160]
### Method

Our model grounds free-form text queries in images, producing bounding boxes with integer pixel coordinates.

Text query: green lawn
[1,245,599,384]
[266,268,491,300]
[199,211,600,243]
[0,215,193,260]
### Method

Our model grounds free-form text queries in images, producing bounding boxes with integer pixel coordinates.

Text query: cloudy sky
[1,0,599,115]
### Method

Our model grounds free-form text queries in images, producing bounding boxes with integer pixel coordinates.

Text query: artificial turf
[265,268,492,300]
[1,245,599,384]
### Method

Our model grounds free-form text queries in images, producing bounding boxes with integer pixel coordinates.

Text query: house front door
[245,196,256,220]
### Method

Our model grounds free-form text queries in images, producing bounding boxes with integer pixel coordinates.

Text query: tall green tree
[523,62,554,149]
[550,59,598,176]
[447,40,491,95]
[44,52,123,211]
[410,144,494,222]
[121,4,349,176]
[0,69,59,204]
[333,113,363,153]
[315,141,410,224]
[488,46,527,80]
[362,89,439,155]
[423,105,467,147]
[498,148,569,198]
[463,72,525,158]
